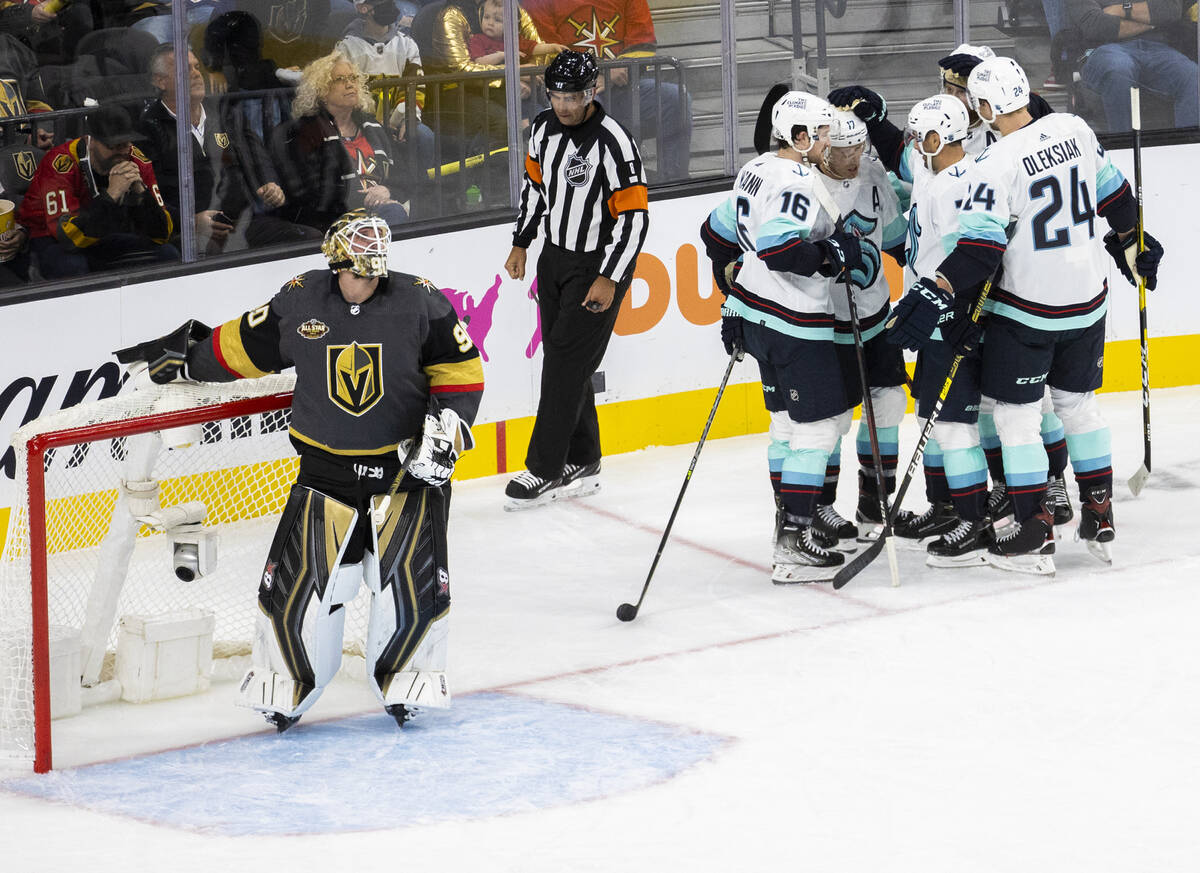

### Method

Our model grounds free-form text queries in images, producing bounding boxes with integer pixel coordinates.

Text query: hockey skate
[1045,474,1074,526]
[504,470,564,510]
[812,503,859,552]
[772,522,845,584]
[987,481,1014,529]
[560,460,602,498]
[265,711,300,733]
[1074,486,1114,564]
[926,518,993,568]
[893,501,958,551]
[854,493,886,543]
[386,703,420,727]
[986,506,1055,576]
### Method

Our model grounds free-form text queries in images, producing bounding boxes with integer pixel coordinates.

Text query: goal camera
[137,501,219,582]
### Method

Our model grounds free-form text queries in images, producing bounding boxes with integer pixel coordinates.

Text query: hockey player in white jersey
[883,94,993,567]
[701,92,870,583]
[828,47,1074,529]
[888,57,1165,574]
[806,109,910,551]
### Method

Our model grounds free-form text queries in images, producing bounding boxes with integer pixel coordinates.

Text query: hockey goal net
[0,375,373,772]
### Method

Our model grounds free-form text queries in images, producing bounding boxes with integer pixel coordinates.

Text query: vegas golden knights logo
[13,149,35,182]
[214,133,230,149]
[327,342,383,415]
[0,79,26,118]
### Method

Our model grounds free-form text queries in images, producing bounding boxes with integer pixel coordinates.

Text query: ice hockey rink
[2,386,1198,871]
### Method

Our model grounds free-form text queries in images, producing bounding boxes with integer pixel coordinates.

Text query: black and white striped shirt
[513,101,649,281]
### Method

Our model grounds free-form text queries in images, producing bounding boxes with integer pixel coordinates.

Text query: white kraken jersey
[706,152,839,339]
[963,120,998,156]
[819,155,908,325]
[956,112,1128,330]
[899,144,975,286]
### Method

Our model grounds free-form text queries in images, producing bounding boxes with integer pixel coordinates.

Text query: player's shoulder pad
[279,269,322,294]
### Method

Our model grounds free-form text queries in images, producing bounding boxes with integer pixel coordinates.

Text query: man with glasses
[501,49,649,509]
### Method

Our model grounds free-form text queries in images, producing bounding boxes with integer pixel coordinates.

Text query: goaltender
[118,210,484,731]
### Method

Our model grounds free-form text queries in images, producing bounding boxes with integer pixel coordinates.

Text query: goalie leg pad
[237,484,359,720]
[364,486,452,709]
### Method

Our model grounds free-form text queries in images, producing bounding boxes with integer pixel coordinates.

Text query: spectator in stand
[1065,0,1199,131]
[336,0,436,177]
[271,51,408,232]
[468,0,563,64]
[139,46,236,254]
[18,102,176,277]
[207,0,338,77]
[0,0,93,66]
[420,0,547,146]
[139,44,321,255]
[522,0,693,182]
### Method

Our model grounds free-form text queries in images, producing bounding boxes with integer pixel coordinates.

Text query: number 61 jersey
[705,153,839,339]
[950,112,1130,331]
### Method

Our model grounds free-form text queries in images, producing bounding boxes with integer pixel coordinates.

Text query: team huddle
[702,45,1165,583]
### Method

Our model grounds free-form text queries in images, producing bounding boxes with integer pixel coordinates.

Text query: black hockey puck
[585,300,603,312]
[616,603,637,622]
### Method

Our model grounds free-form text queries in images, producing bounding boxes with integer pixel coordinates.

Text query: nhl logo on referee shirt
[564,151,593,187]
[327,342,384,416]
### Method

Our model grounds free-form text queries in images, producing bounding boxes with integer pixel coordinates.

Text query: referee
[502,49,650,510]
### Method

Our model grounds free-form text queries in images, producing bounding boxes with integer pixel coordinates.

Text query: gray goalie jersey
[187,269,484,458]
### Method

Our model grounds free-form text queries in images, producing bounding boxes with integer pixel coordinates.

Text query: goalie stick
[1127,87,1151,497]
[832,274,996,590]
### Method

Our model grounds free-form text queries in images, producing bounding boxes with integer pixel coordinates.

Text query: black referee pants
[525,243,630,480]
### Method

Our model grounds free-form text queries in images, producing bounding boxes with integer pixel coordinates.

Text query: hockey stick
[841,272,901,588]
[1127,86,1151,497]
[617,346,740,622]
[833,275,996,590]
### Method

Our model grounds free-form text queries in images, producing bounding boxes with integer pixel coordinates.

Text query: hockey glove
[826,85,887,123]
[816,230,864,277]
[720,305,745,361]
[941,309,984,357]
[114,319,212,384]
[403,407,475,487]
[1103,229,1163,291]
[885,278,954,352]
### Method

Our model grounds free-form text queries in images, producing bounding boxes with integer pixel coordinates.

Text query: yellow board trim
[2,335,1197,557]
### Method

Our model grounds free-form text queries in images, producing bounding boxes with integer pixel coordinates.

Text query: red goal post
[1,375,301,772]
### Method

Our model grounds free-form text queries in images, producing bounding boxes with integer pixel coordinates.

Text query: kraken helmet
[322,210,391,277]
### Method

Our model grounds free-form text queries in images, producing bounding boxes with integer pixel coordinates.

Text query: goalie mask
[322,210,391,277]
[967,56,1030,122]
[906,94,970,168]
[771,91,833,161]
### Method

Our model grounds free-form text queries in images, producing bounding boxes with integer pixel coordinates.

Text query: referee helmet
[545,50,599,93]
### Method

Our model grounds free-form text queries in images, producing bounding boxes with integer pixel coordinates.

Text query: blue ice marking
[3,692,726,835]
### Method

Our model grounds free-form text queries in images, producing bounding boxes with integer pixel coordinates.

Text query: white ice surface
[2,387,1198,871]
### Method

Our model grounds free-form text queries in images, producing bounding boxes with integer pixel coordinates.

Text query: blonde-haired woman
[272,51,409,230]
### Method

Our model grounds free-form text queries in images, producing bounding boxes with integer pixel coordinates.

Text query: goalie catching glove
[402,407,475,486]
[1103,229,1163,291]
[114,320,212,384]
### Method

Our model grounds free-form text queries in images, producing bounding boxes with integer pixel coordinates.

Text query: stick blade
[1127,464,1150,497]
[832,537,886,589]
